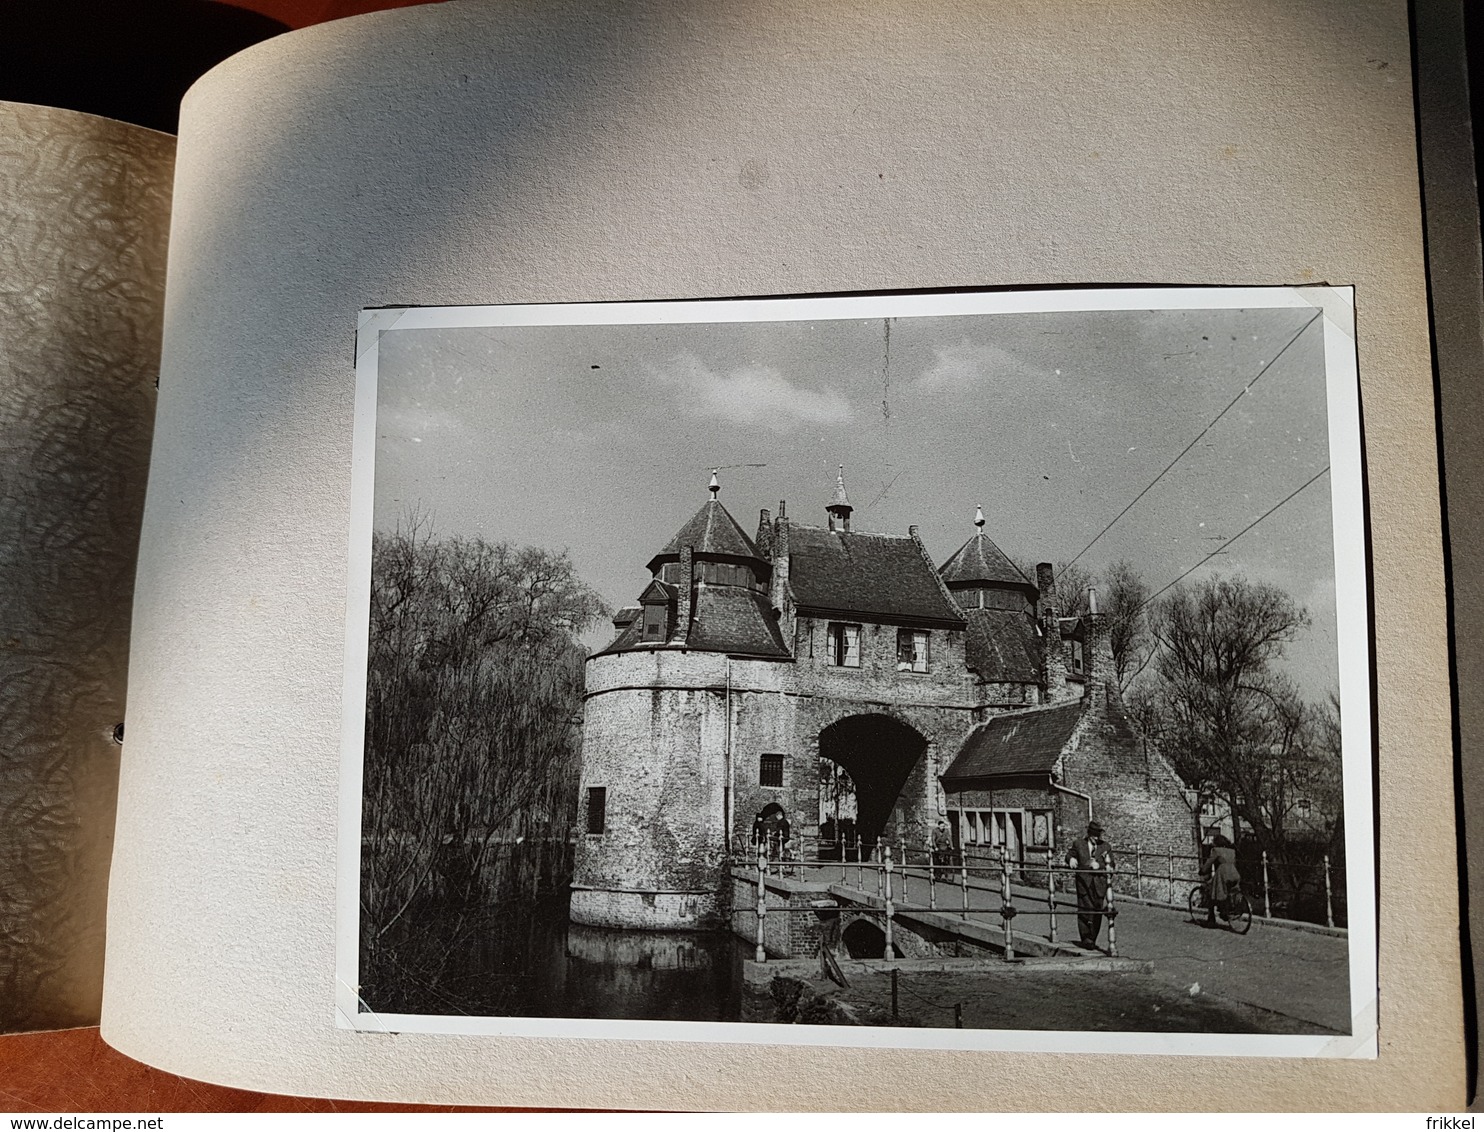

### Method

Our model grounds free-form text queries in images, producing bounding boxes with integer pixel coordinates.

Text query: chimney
[1085,591,1117,709]
[770,516,790,613]
[756,508,773,557]
[671,546,693,644]
[1037,562,1069,701]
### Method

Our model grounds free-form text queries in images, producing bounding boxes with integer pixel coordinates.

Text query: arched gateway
[817,714,929,854]
[570,472,1191,932]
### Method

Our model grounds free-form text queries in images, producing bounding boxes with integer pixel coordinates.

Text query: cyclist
[1200,832,1242,927]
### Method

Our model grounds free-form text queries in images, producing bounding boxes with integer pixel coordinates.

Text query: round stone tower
[570,474,790,930]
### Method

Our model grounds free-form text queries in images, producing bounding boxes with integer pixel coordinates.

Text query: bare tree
[1101,559,1152,693]
[1142,575,1317,856]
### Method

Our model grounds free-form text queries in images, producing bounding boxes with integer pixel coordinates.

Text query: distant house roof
[942,701,1085,782]
[787,525,966,627]
[963,608,1043,683]
[649,499,760,569]
[938,530,1035,592]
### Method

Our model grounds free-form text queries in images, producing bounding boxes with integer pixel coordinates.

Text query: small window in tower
[897,628,930,672]
[827,623,861,667]
[1297,798,1312,818]
[641,602,667,642]
[586,787,607,835]
[759,753,784,787]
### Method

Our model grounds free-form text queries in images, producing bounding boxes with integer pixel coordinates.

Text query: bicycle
[1188,882,1253,934]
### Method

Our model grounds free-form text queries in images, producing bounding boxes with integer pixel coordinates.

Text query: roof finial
[974,504,985,530]
[709,469,720,498]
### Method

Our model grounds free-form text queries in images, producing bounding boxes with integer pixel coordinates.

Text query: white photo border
[336,285,1375,1058]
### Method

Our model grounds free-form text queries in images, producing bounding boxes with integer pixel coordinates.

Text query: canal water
[362,891,747,1021]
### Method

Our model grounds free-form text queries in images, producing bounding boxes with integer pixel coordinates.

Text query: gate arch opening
[818,713,928,854]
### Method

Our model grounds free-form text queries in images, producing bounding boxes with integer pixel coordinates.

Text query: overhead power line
[1065,311,1323,569]
[1136,464,1332,613]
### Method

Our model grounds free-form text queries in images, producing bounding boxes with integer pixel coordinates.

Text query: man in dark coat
[1066,820,1115,949]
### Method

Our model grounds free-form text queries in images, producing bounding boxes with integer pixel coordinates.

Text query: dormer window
[641,601,668,642]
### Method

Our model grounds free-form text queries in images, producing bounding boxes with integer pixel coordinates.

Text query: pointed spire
[832,465,851,508]
[826,465,853,532]
[709,469,720,498]
[974,504,985,530]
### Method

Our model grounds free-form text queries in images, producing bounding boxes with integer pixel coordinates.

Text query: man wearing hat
[1066,820,1115,950]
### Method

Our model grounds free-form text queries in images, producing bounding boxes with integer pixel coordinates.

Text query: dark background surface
[0,0,1478,1112]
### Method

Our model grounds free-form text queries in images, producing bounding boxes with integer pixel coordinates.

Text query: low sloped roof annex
[787,524,965,627]
[941,700,1084,782]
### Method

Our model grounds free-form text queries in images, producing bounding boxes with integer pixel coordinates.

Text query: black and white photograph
[337,287,1374,1056]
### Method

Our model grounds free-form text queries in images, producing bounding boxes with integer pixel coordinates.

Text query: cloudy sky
[371,297,1344,700]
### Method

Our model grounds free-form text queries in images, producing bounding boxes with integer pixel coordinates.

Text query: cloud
[912,339,1038,393]
[650,353,853,431]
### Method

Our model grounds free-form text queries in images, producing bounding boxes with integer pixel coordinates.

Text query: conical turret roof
[938,506,1033,590]
[656,499,760,559]
[647,474,762,569]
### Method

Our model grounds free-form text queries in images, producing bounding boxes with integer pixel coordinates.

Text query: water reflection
[363,893,743,1021]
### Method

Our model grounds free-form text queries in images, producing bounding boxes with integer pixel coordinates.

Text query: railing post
[755,844,767,963]
[960,855,970,920]
[1261,850,1272,918]
[876,838,884,899]
[1000,853,1015,961]
[900,839,909,905]
[884,842,895,959]
[929,846,937,911]
[1047,856,1057,943]
[1167,849,1174,905]
[857,835,864,888]
[1134,843,1142,902]
[1105,880,1118,958]
[1324,854,1334,928]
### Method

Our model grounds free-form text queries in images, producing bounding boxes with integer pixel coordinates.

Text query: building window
[1297,798,1312,818]
[827,623,861,667]
[1030,810,1052,848]
[586,787,606,835]
[759,753,784,787]
[641,602,667,642]
[1070,639,1085,674]
[897,628,929,672]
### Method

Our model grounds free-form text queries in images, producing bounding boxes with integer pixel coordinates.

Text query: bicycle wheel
[1188,884,1205,924]
[1227,891,1253,935]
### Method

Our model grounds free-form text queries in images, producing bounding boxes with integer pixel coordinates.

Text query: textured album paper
[103,0,1461,1109]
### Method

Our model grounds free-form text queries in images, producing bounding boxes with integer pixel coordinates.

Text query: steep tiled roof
[939,531,1034,590]
[788,525,965,626]
[686,584,790,658]
[963,608,1043,683]
[654,499,759,561]
[942,701,1085,781]
[594,584,788,659]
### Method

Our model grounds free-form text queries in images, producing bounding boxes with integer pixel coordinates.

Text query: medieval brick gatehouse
[569,471,1194,931]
